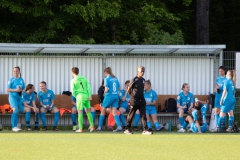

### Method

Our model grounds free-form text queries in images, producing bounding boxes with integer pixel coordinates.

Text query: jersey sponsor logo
[43,99,49,102]
[145,98,152,102]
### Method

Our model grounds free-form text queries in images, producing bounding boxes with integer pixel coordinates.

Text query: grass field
[0,131,240,160]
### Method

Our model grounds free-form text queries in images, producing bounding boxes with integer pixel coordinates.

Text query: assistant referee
[124,66,152,135]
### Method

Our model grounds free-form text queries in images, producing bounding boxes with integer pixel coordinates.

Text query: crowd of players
[6,65,236,134]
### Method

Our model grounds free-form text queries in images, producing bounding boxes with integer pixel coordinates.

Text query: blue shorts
[8,95,22,109]
[177,107,187,113]
[146,106,157,115]
[102,96,119,108]
[120,104,129,111]
[214,94,222,108]
[221,99,236,113]
[41,105,56,112]
[72,106,86,114]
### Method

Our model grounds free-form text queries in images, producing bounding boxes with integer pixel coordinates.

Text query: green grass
[0,131,240,160]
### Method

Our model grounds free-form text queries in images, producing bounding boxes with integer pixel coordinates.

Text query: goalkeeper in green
[71,67,94,132]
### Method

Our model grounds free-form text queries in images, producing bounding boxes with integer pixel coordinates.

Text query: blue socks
[25,112,31,127]
[154,122,160,128]
[71,113,77,125]
[35,113,39,127]
[218,116,226,128]
[91,111,96,125]
[40,112,47,127]
[216,113,220,127]
[54,112,60,127]
[11,108,18,129]
[114,115,121,127]
[228,116,234,128]
[182,121,188,129]
[147,121,152,128]
[98,115,105,128]
[119,114,126,126]
[179,117,184,127]
[134,114,140,127]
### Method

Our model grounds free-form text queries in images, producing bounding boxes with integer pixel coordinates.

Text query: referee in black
[124,66,152,135]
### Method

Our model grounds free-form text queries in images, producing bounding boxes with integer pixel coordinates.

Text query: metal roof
[0,43,226,54]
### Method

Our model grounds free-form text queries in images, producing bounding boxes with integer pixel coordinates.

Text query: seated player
[71,96,96,131]
[144,80,164,131]
[118,80,131,130]
[178,104,207,133]
[38,81,60,131]
[21,84,40,131]
[177,83,194,132]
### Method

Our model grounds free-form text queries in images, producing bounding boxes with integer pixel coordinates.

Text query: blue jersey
[144,89,157,108]
[72,96,76,103]
[119,89,130,108]
[22,91,36,106]
[7,77,25,97]
[223,79,235,102]
[104,76,120,98]
[177,92,194,107]
[192,110,207,132]
[38,89,55,106]
[216,75,227,95]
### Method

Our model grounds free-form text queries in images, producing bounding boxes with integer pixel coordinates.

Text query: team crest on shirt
[20,81,23,84]
[150,93,152,97]
[48,94,51,97]
[188,97,190,101]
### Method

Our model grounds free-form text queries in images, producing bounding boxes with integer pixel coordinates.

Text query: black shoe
[148,128,154,132]
[53,126,59,131]
[124,129,133,135]
[123,126,127,131]
[42,126,47,131]
[133,127,138,131]
[34,126,39,131]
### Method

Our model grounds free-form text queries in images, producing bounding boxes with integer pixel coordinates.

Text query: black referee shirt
[128,76,145,98]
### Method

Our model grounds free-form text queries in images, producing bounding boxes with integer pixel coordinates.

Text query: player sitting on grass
[38,81,60,131]
[177,83,194,132]
[118,80,131,130]
[71,67,94,133]
[21,84,39,131]
[144,80,164,131]
[178,104,207,133]
[71,95,96,131]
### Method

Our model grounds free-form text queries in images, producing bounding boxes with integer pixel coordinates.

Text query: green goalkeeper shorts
[76,94,90,110]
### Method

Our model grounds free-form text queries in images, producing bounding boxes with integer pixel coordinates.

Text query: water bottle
[168,120,172,131]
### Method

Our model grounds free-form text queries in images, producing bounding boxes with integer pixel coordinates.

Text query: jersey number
[113,82,116,92]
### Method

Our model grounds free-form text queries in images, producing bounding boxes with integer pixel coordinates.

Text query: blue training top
[144,89,157,108]
[22,91,36,106]
[7,77,25,97]
[119,89,130,108]
[38,89,55,106]
[177,92,194,108]
[104,75,120,98]
[223,78,236,102]
[216,75,227,95]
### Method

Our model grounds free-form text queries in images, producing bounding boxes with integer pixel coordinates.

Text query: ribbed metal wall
[0,57,102,94]
[106,58,214,95]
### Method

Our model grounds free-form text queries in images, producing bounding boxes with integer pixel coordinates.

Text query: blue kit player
[38,81,60,131]
[214,66,227,130]
[21,84,40,131]
[177,83,194,132]
[7,66,25,132]
[219,70,236,132]
[144,80,164,131]
[118,80,131,129]
[178,104,207,133]
[96,67,122,132]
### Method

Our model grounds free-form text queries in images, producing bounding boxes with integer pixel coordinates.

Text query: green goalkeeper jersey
[71,75,92,98]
